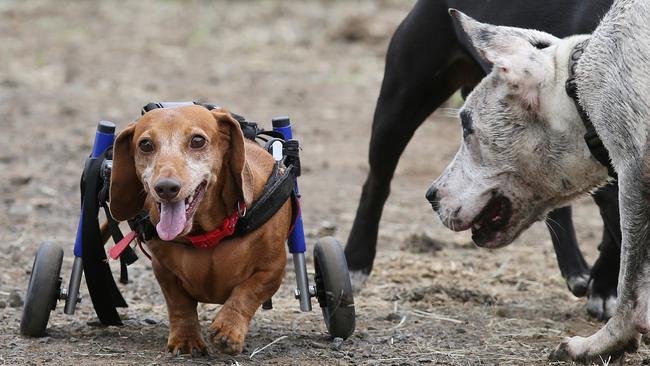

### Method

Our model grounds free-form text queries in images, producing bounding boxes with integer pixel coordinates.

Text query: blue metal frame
[272,120,307,254]
[272,116,312,311]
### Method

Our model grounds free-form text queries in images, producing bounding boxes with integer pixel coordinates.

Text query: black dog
[344,0,620,320]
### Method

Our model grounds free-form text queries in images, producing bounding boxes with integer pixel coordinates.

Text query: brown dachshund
[108,105,292,356]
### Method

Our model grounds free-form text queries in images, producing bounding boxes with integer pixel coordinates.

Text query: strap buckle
[237,201,247,218]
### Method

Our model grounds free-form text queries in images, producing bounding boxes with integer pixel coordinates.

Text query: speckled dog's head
[426,10,609,248]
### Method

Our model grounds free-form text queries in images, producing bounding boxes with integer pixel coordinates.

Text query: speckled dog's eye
[460,110,474,139]
[190,135,206,149]
[138,138,154,153]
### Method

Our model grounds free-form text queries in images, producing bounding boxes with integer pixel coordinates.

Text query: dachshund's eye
[190,135,206,149]
[138,139,154,153]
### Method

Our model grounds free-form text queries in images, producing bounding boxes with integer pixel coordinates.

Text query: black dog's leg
[345,0,612,297]
[546,207,590,297]
[344,1,483,290]
[587,183,620,320]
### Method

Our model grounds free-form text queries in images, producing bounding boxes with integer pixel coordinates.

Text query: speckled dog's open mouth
[470,194,512,246]
[156,181,207,241]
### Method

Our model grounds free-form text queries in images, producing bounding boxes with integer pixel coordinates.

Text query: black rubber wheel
[20,241,64,337]
[313,236,356,339]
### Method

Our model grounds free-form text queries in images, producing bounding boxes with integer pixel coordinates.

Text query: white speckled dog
[427,0,650,362]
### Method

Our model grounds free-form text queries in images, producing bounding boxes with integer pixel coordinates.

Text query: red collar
[108,202,246,260]
[184,202,245,249]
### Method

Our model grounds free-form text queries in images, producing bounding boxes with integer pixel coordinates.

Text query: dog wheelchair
[20,101,356,342]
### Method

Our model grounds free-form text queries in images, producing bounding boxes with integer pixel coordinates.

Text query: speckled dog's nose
[426,185,439,211]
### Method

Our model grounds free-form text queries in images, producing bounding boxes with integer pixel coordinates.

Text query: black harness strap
[80,151,126,326]
[101,204,138,283]
[236,164,297,235]
[565,39,617,177]
[128,212,156,242]
[97,153,137,284]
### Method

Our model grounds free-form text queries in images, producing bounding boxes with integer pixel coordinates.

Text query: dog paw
[548,336,605,363]
[549,335,637,364]
[587,247,619,320]
[586,272,617,321]
[548,337,578,362]
[349,270,369,294]
[586,293,617,321]
[167,335,208,357]
[566,273,590,297]
[209,317,247,355]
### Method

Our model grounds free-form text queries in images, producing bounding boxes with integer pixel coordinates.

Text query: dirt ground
[1,1,648,365]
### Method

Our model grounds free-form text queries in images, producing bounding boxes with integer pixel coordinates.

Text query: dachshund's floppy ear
[109,123,146,221]
[213,109,254,207]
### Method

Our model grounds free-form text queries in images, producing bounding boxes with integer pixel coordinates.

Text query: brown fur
[108,106,291,355]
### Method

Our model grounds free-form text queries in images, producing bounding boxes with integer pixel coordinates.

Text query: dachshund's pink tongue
[156,201,187,241]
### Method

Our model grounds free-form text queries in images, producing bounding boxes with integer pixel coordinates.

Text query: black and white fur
[430,1,650,361]
[344,0,620,321]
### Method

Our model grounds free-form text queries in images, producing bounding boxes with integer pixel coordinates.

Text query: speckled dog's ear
[450,9,560,111]
[450,9,559,63]
[109,123,146,221]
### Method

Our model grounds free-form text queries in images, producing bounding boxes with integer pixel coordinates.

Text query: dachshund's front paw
[167,334,208,357]
[209,321,245,355]
[209,311,248,355]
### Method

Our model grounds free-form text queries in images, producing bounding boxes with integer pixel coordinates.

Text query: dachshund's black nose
[155,178,181,200]
[426,185,440,211]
